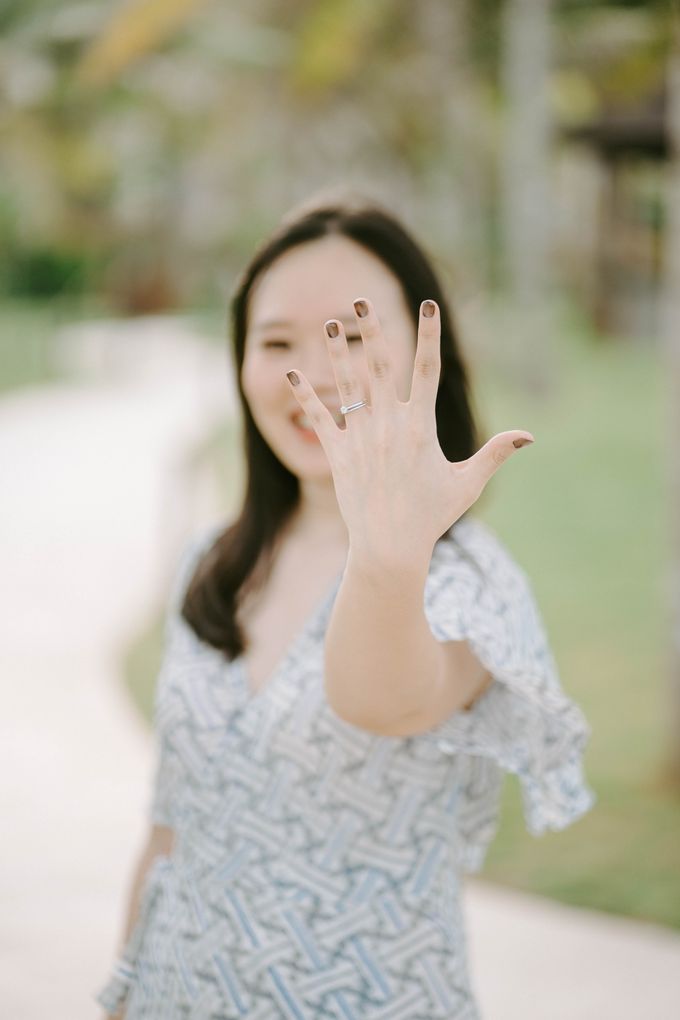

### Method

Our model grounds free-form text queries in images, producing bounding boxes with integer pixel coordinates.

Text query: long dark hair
[182,193,487,659]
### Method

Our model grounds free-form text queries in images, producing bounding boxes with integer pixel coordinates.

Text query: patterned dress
[95,516,595,1019]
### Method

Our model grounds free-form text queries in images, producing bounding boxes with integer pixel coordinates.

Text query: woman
[96,192,595,1019]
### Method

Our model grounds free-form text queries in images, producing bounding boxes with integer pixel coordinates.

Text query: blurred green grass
[469,307,677,929]
[122,302,679,930]
[0,296,112,394]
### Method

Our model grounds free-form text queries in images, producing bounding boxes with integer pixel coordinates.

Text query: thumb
[463,429,535,484]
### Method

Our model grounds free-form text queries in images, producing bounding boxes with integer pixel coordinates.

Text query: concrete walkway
[0,317,678,1018]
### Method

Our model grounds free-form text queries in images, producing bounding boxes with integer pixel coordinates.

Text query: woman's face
[241,234,417,480]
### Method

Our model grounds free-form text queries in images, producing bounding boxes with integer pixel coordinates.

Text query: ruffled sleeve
[422,516,596,873]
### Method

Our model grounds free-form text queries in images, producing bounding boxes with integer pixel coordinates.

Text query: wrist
[345,543,431,591]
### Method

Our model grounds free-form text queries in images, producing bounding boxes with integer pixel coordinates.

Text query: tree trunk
[418,0,488,294]
[500,0,555,395]
[661,16,680,787]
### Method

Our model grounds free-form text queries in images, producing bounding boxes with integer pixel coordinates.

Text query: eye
[263,340,290,349]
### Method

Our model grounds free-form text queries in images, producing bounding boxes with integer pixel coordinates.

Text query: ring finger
[324,319,370,428]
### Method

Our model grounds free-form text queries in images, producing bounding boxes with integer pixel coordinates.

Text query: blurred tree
[0,0,670,327]
[75,0,212,88]
[287,0,390,95]
[70,0,498,308]
[0,1,115,294]
[499,0,556,395]
[662,4,680,787]
[417,0,490,292]
[501,0,552,302]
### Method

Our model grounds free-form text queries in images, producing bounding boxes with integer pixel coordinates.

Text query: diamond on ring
[340,400,368,415]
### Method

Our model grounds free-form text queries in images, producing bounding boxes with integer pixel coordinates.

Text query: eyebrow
[252,316,357,333]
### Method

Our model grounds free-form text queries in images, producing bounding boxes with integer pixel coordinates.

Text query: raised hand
[286,297,534,567]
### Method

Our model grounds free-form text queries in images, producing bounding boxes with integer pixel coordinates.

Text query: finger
[285,369,341,452]
[457,429,535,486]
[324,319,367,426]
[352,297,398,411]
[409,299,441,423]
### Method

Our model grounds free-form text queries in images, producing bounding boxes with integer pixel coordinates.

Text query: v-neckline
[234,562,346,703]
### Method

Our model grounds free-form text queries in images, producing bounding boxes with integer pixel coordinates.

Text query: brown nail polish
[286,371,300,386]
[353,299,368,318]
[513,437,533,449]
[325,321,339,338]
[422,300,436,318]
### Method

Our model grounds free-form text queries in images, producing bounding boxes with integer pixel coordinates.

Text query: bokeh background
[2,1,679,1015]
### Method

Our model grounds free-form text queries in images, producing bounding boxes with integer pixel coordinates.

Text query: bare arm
[100,824,175,1020]
[324,551,492,737]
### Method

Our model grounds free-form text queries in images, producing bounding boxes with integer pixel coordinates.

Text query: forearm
[324,549,445,730]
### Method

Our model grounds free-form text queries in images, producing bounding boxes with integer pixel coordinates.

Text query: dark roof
[562,87,668,159]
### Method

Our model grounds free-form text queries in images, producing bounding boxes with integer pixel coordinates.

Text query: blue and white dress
[95,515,595,1019]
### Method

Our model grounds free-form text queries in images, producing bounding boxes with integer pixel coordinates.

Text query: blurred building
[559,84,667,341]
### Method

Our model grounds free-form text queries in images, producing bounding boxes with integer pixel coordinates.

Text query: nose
[293,340,338,402]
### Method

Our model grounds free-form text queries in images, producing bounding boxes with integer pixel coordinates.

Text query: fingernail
[286,371,300,386]
[513,437,534,449]
[422,300,436,318]
[353,299,368,318]
[325,321,339,338]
